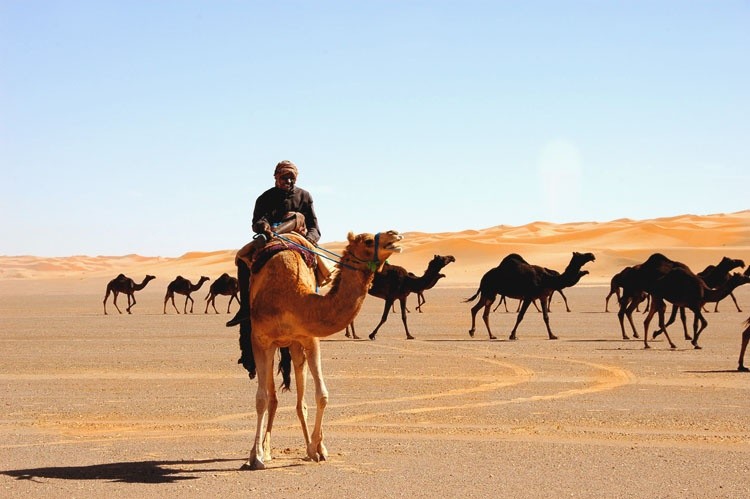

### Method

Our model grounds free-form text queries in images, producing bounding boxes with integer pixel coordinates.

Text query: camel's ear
[347,231,356,243]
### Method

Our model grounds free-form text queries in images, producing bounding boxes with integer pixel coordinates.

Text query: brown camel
[738,316,750,372]
[346,254,455,340]
[243,230,402,470]
[465,252,596,340]
[697,257,746,312]
[163,276,210,314]
[615,253,691,341]
[103,274,156,315]
[204,272,240,314]
[645,270,750,349]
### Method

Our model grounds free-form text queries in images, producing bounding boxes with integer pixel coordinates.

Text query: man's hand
[252,220,272,239]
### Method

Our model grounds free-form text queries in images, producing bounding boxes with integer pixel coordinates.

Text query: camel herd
[99,232,750,471]
[103,272,239,316]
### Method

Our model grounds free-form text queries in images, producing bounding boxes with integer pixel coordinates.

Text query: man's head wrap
[274,160,298,178]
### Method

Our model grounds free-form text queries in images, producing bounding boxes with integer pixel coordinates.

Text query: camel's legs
[657,305,691,340]
[540,297,557,340]
[509,299,533,341]
[345,322,359,339]
[644,299,676,349]
[469,296,489,337]
[244,345,276,470]
[304,341,329,462]
[477,298,497,340]
[369,299,395,340]
[398,298,415,339]
[290,343,312,447]
[184,295,193,314]
[738,322,750,371]
[112,291,123,314]
[689,310,709,349]
[126,293,135,314]
[491,296,509,313]
[227,294,239,314]
[164,293,179,314]
[604,287,620,313]
[558,290,571,313]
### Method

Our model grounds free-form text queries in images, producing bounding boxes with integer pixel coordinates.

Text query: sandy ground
[2,282,750,498]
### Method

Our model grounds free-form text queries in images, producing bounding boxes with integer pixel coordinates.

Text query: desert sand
[1,211,749,498]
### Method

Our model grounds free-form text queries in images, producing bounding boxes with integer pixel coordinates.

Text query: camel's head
[572,252,596,267]
[720,257,746,270]
[428,254,456,272]
[345,230,403,271]
[145,275,156,282]
[728,271,750,289]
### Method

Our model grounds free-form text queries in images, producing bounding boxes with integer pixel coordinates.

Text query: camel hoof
[468,329,475,338]
[241,457,265,470]
[622,335,630,340]
[669,344,676,349]
[738,365,749,372]
[489,335,497,340]
[508,335,517,341]
[549,335,558,340]
[633,333,640,339]
[653,330,661,338]
[368,333,376,340]
[406,335,415,340]
[693,344,702,350]
[644,344,651,349]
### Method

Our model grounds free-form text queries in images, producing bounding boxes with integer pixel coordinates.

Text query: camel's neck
[134,279,150,291]
[305,264,375,337]
[191,279,207,292]
[704,280,743,303]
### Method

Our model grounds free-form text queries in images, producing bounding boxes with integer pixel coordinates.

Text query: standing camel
[204,272,240,314]
[103,274,156,315]
[163,276,210,314]
[738,317,750,372]
[697,257,746,312]
[243,230,402,470]
[347,254,455,340]
[465,252,595,340]
[414,255,456,312]
[645,270,750,349]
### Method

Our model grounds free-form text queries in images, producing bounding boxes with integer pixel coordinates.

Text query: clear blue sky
[2,1,748,257]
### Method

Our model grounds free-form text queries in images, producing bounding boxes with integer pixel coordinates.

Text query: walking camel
[204,272,240,314]
[465,252,596,340]
[494,268,589,313]
[414,255,455,312]
[243,230,402,470]
[697,257,746,312]
[163,276,210,314]
[346,254,455,340]
[615,253,691,341]
[645,270,750,349]
[103,274,156,314]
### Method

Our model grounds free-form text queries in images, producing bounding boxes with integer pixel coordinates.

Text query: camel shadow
[1,458,241,484]
[685,369,746,374]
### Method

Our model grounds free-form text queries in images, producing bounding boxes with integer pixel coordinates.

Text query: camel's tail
[278,347,292,391]
[463,288,481,303]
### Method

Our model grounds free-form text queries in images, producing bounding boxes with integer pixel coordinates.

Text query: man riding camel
[227,160,329,377]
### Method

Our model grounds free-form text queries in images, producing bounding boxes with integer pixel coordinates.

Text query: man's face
[275,173,296,192]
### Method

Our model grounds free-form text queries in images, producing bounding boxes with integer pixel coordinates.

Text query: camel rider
[228,160,331,376]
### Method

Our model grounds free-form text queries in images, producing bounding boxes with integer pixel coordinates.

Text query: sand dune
[1,211,748,292]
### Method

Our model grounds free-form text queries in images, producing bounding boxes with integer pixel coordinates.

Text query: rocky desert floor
[2,285,749,498]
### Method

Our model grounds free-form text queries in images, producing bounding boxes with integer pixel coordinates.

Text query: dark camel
[414,255,456,312]
[738,316,750,372]
[465,252,596,340]
[697,257,746,312]
[493,268,589,313]
[346,254,455,340]
[615,253,691,341]
[103,274,156,315]
[645,270,750,349]
[163,276,210,314]
[204,272,240,314]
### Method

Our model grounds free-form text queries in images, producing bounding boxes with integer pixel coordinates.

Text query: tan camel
[103,274,156,315]
[163,276,210,314]
[204,272,240,314]
[244,230,402,470]
[738,317,750,372]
